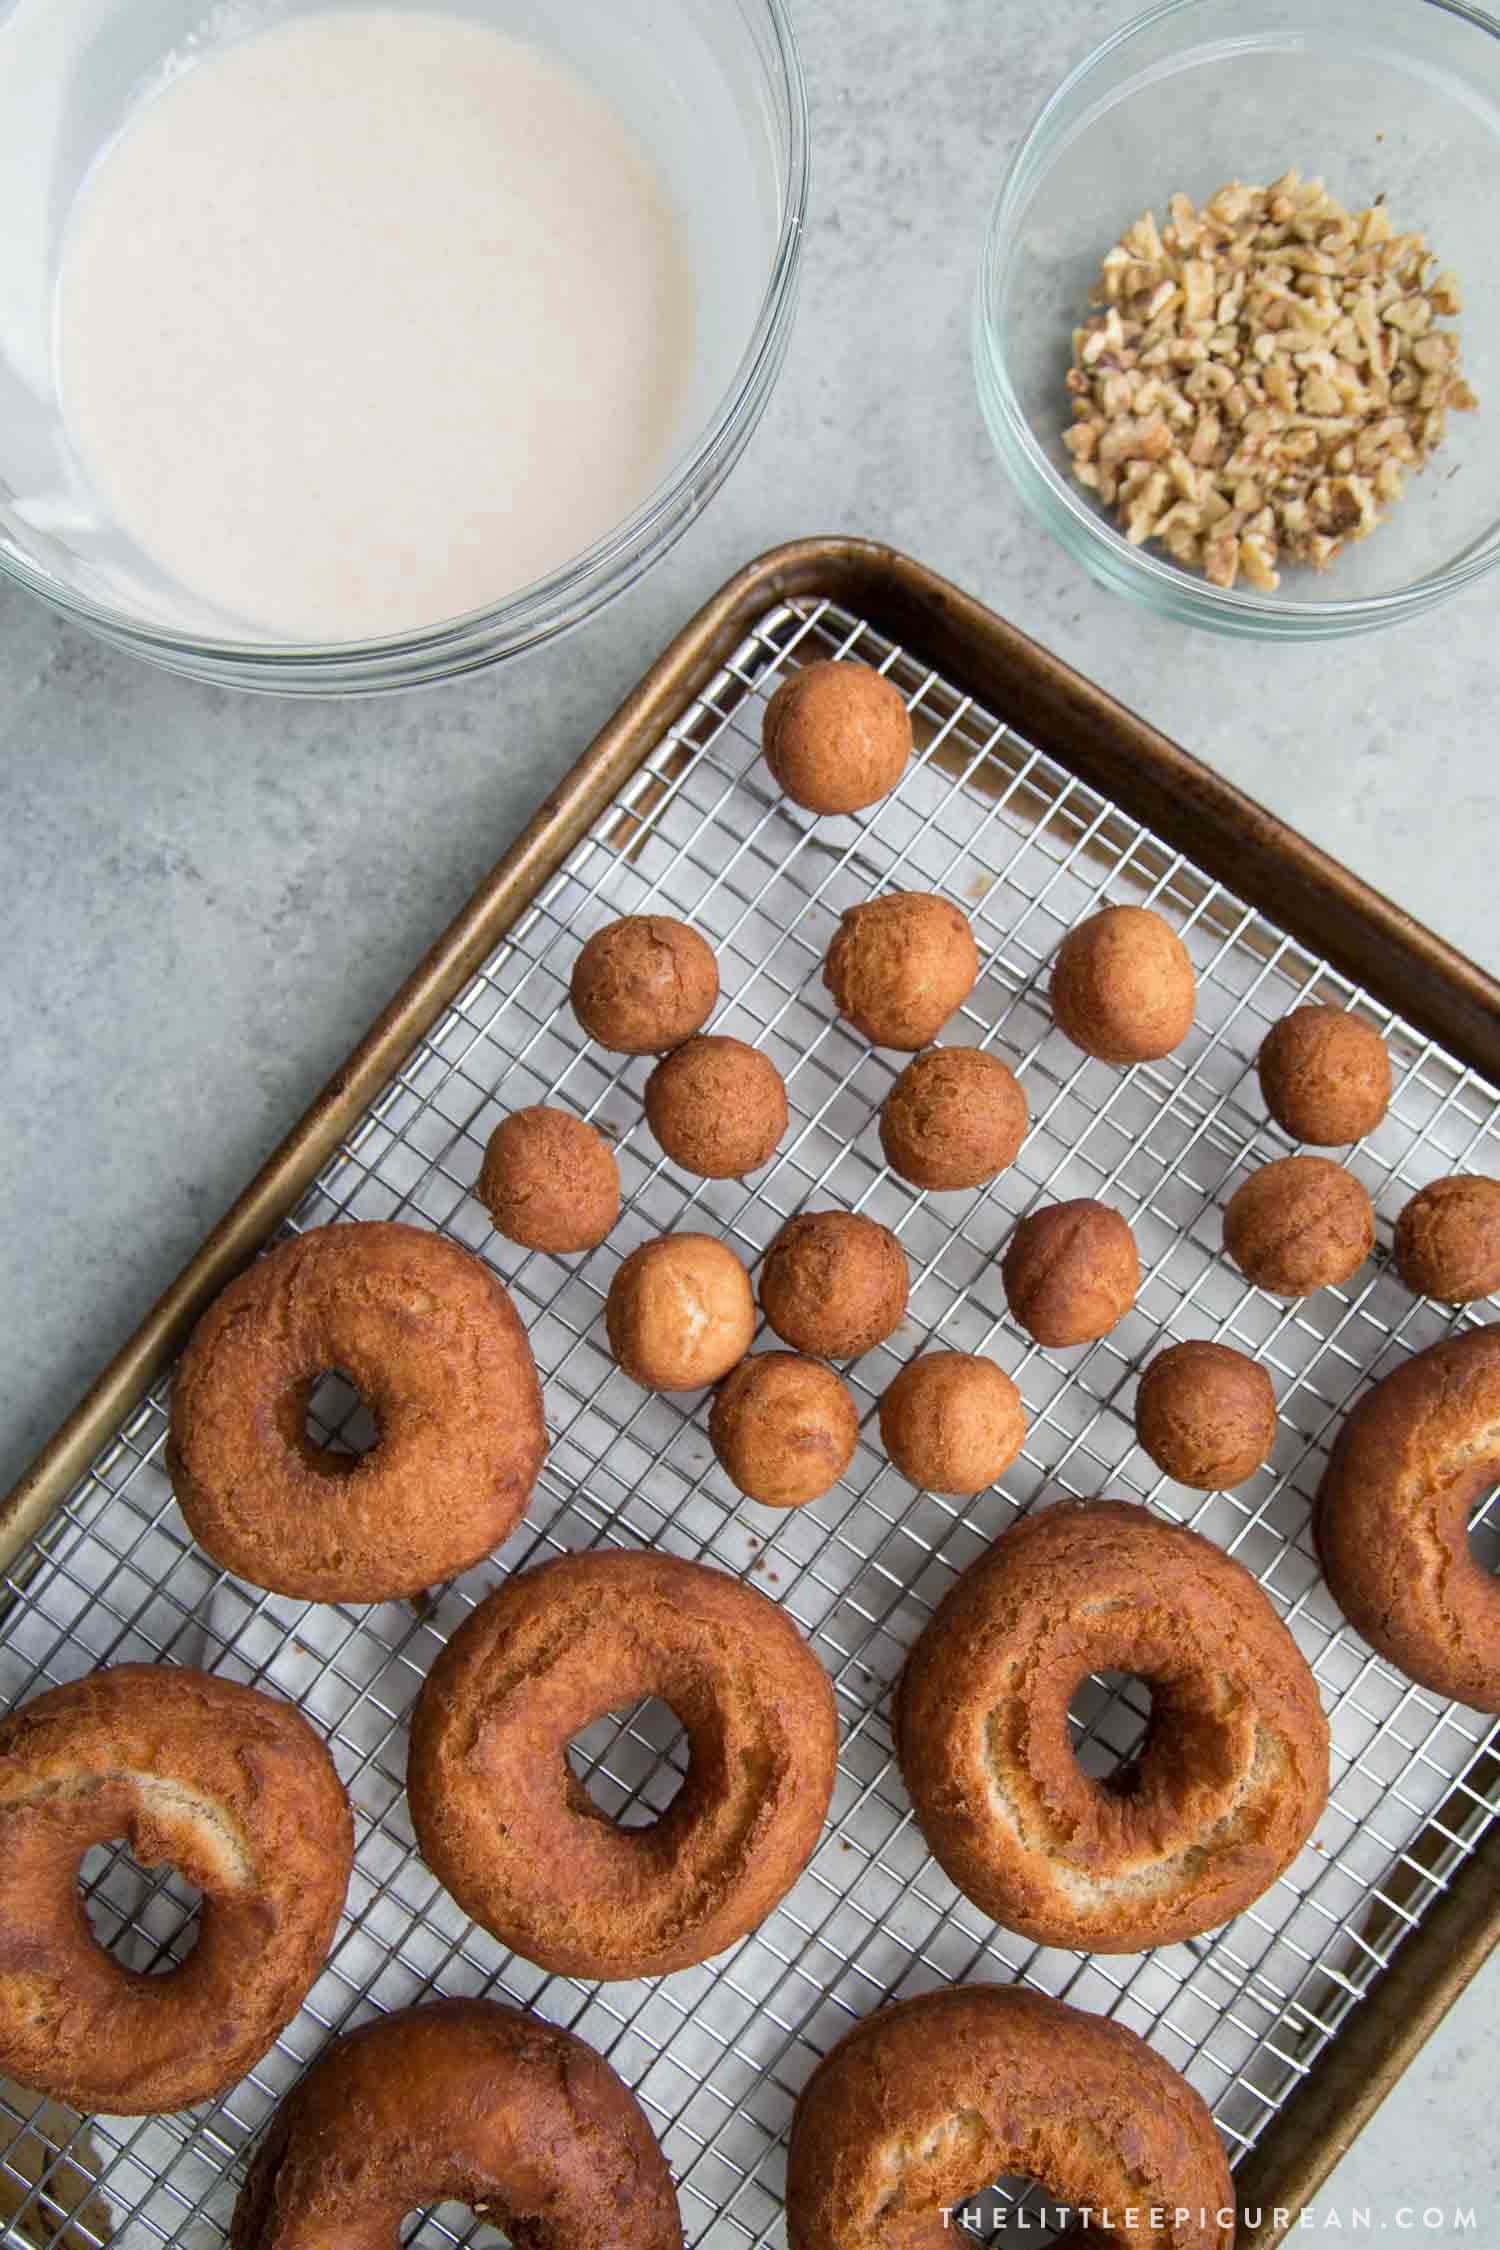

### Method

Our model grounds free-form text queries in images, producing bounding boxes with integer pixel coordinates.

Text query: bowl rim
[976,0,1500,631]
[0,0,810,683]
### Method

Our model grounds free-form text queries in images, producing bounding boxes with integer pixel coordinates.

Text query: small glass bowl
[975,0,1500,638]
[0,0,806,693]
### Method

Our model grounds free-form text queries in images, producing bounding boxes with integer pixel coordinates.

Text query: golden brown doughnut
[231,1997,683,2249]
[0,1663,351,2115]
[1394,1175,1500,1303]
[1051,904,1196,1063]
[644,1035,788,1179]
[169,1222,546,1602]
[478,1106,620,1253]
[878,1352,1025,1495]
[1316,1326,1500,1710]
[823,893,980,1050]
[762,659,912,815]
[1002,1198,1140,1346]
[1223,1155,1374,1297]
[605,1233,755,1390]
[759,1211,909,1359]
[786,1984,1232,2250]
[709,1353,859,1507]
[896,1500,1328,1950]
[1257,1005,1391,1145]
[570,916,718,1055]
[1135,1339,1277,1489]
[878,1046,1028,1190]
[408,1550,838,1978]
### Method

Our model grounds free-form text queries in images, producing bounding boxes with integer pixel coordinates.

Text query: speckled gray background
[1,0,1495,2225]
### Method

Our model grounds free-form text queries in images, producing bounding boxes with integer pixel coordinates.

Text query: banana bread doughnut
[570,915,718,1055]
[1394,1175,1500,1303]
[759,1211,910,1360]
[897,1500,1328,1951]
[824,893,980,1050]
[408,1549,838,1978]
[231,1997,683,2249]
[709,1353,860,1507]
[1257,1005,1391,1145]
[606,1233,755,1389]
[1002,1198,1140,1347]
[644,1035,788,1179]
[878,1046,1028,1190]
[1051,904,1196,1064]
[762,659,912,816]
[478,1106,620,1253]
[786,1984,1232,2250]
[1135,1340,1277,1489]
[1315,1326,1500,1711]
[0,1663,352,2115]
[169,1221,546,1602]
[878,1351,1025,1495]
[1223,1155,1374,1297]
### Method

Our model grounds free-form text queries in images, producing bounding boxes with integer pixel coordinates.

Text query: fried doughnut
[896,1500,1328,1951]
[1257,1005,1391,1145]
[1002,1198,1140,1347]
[231,1997,683,2249]
[1223,1155,1374,1297]
[878,1352,1025,1495]
[1051,904,1196,1064]
[759,1211,909,1360]
[1394,1176,1500,1304]
[570,915,718,1055]
[1315,1326,1500,1711]
[709,1353,860,1507]
[1135,1339,1277,1489]
[644,1036,788,1179]
[878,1046,1028,1190]
[786,1984,1232,2250]
[762,659,912,815]
[0,1663,352,2115]
[606,1233,755,1389]
[823,893,980,1050]
[478,1106,620,1253]
[169,1222,546,1602]
[408,1550,838,1978]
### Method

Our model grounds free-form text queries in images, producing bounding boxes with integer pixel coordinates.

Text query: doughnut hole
[294,1367,381,1475]
[1471,1485,1500,1576]
[951,2182,1076,2243]
[79,1841,202,1975]
[566,1697,689,1829]
[1066,1670,1155,1787]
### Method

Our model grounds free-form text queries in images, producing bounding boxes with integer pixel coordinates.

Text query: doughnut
[709,1352,859,1507]
[1315,1325,1500,1710]
[408,1550,838,1977]
[169,1221,546,1602]
[824,893,979,1050]
[1394,1175,1500,1303]
[878,1046,1028,1190]
[896,1500,1328,1950]
[759,1211,909,1359]
[786,1984,1232,2250]
[1002,1198,1140,1346]
[605,1232,755,1389]
[1135,1339,1277,1489]
[644,1035,788,1179]
[1051,904,1196,1064]
[231,1996,682,2249]
[570,915,718,1055]
[1223,1155,1374,1297]
[762,659,912,815]
[878,1351,1025,1495]
[1258,1005,1391,1145]
[0,1663,352,2115]
[478,1107,620,1253]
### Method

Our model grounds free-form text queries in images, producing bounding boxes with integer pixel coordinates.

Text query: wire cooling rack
[2,589,1498,2249]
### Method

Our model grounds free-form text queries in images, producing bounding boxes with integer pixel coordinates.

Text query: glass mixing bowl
[975,0,1500,638]
[0,0,806,692]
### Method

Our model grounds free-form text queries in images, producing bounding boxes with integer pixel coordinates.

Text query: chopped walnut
[1062,170,1477,591]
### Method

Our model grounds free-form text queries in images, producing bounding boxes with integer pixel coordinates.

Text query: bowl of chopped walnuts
[975,0,1500,636]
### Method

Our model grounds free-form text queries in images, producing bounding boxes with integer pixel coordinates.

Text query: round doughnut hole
[79,1842,202,1975]
[566,1697,689,1829]
[301,1368,380,1472]
[952,2180,1075,2244]
[1471,1489,1500,1576]
[414,2203,510,2247]
[1067,1670,1154,1787]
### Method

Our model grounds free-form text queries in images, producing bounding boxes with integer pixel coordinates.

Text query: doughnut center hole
[1068,1670,1154,1789]
[79,1842,202,1975]
[399,2206,510,2247]
[567,1697,688,1829]
[302,1367,380,1473]
[951,2179,1075,2243]
[1469,1487,1500,1575]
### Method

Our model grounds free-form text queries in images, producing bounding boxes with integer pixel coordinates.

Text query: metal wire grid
[2,588,1498,2250]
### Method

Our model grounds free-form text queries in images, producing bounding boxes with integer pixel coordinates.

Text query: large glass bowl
[975,0,1500,638]
[0,0,806,692]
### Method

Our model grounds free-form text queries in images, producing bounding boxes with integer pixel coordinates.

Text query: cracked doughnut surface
[1316,1325,1500,1711]
[231,1996,683,2250]
[896,1500,1328,1951]
[407,1550,838,1978]
[169,1221,546,1602]
[570,915,718,1055]
[0,1663,352,2114]
[786,1983,1232,2250]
